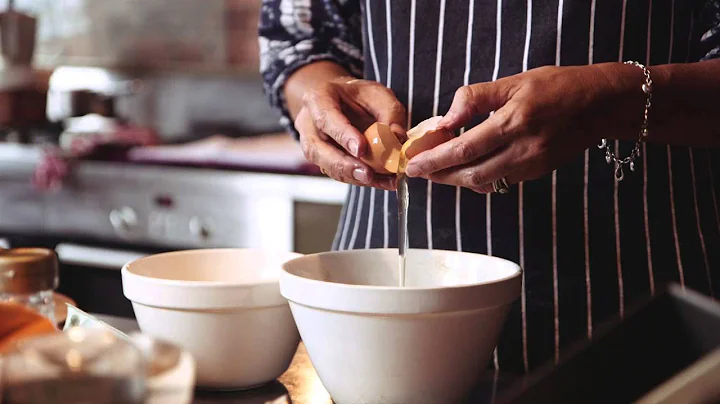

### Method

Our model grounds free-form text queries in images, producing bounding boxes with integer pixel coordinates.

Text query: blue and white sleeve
[259,0,364,137]
[700,0,720,60]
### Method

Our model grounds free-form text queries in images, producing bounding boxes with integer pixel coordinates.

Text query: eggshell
[360,117,454,175]
[362,122,403,174]
[406,116,444,139]
[401,116,455,160]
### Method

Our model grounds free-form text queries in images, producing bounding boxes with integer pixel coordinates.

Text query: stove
[0,143,347,316]
[0,63,347,317]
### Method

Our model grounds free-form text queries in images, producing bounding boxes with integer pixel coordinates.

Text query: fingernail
[438,111,454,127]
[348,139,359,157]
[405,164,420,177]
[353,167,371,184]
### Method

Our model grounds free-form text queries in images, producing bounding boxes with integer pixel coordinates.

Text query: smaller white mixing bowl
[122,249,301,390]
[281,248,522,404]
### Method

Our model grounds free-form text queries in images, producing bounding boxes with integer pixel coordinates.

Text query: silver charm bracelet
[598,60,653,181]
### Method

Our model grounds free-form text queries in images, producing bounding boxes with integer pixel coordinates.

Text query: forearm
[284,61,355,121]
[595,60,720,147]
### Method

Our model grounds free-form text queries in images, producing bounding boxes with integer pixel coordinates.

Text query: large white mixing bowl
[280,248,521,404]
[122,249,302,390]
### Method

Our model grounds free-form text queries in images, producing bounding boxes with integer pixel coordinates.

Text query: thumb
[357,86,407,137]
[438,80,510,130]
[374,100,407,139]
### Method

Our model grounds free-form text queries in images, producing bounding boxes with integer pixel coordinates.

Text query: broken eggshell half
[401,116,455,162]
[361,116,454,174]
[361,122,403,175]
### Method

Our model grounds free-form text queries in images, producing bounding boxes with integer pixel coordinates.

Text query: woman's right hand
[295,77,406,190]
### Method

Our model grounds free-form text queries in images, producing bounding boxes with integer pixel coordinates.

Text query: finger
[352,85,408,143]
[313,140,397,190]
[299,121,396,190]
[303,87,366,158]
[374,173,398,191]
[364,88,407,132]
[437,79,512,130]
[405,107,516,178]
[426,147,520,194]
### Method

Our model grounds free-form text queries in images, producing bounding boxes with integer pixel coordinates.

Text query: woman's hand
[404,64,645,193]
[296,77,407,190]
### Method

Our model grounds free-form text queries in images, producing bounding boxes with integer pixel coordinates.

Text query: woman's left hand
[404,64,643,193]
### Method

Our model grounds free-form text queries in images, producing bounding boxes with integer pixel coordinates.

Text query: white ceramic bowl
[281,248,522,404]
[121,249,302,390]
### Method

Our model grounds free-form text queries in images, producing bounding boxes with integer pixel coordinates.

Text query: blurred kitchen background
[0,0,346,317]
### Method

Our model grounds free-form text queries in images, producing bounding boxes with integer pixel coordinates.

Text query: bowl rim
[122,248,303,310]
[280,249,523,314]
[281,248,522,291]
[122,248,303,288]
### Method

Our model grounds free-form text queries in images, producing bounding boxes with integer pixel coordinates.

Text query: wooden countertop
[96,315,518,404]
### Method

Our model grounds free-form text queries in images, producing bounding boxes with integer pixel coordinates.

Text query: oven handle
[55,243,148,270]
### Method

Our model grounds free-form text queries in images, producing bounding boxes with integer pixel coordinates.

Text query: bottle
[0,248,59,324]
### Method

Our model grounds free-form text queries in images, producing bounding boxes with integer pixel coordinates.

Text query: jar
[0,248,59,324]
[1,328,147,404]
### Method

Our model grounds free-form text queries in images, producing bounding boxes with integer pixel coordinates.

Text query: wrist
[592,62,652,180]
[285,61,353,119]
[591,62,648,142]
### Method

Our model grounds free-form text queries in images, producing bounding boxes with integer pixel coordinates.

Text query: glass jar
[0,248,59,324]
[1,327,147,404]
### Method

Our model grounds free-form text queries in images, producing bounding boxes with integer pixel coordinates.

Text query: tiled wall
[16,0,261,72]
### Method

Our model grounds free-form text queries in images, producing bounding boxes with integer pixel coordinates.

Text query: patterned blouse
[260,0,720,374]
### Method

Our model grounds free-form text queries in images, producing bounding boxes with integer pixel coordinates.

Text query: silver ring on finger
[492,177,510,194]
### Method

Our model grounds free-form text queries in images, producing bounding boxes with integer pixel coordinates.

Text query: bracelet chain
[597,60,653,181]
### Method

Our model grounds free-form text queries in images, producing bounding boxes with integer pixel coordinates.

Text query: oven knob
[189,216,211,240]
[110,207,138,232]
